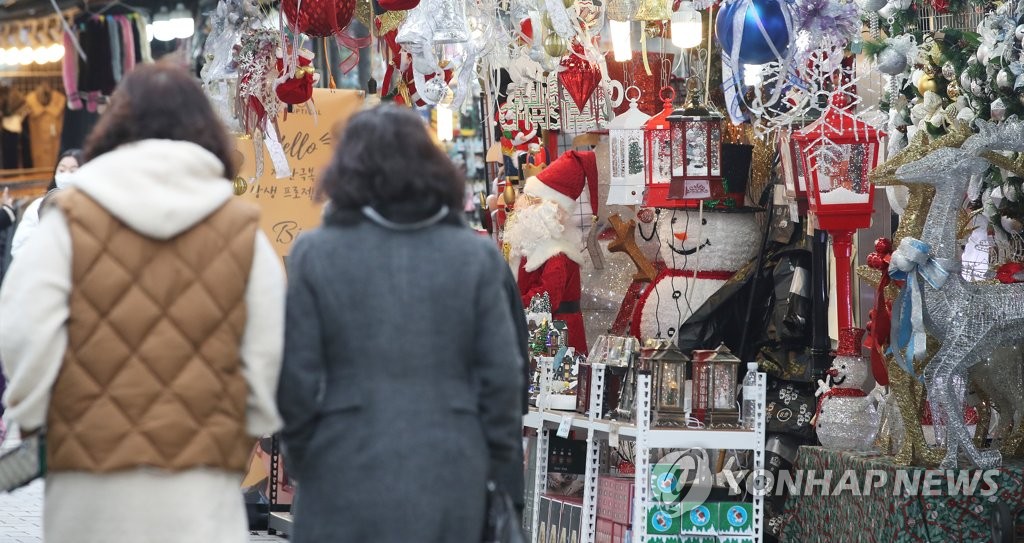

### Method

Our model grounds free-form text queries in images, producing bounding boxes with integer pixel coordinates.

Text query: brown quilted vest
[47,188,259,473]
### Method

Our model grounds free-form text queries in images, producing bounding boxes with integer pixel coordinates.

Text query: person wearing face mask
[10,149,83,258]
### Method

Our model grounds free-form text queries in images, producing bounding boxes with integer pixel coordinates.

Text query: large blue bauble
[715,0,791,65]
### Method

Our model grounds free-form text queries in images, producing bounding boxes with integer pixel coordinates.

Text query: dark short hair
[83,61,237,179]
[317,105,464,213]
[47,149,83,191]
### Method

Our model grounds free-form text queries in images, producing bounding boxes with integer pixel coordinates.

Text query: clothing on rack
[0,85,32,170]
[65,12,149,112]
[25,87,67,170]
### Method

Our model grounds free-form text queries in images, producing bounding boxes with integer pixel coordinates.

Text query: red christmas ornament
[379,0,419,10]
[558,46,601,111]
[282,0,355,37]
[276,49,319,105]
[874,237,893,254]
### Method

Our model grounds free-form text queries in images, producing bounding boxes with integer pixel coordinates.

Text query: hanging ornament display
[715,0,791,65]
[274,47,320,105]
[605,52,675,116]
[790,0,860,60]
[558,45,602,110]
[544,33,570,57]
[282,0,355,37]
[633,0,671,22]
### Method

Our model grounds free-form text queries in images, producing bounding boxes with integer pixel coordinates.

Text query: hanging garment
[25,89,66,171]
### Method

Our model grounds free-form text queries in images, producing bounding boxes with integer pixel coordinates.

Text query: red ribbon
[813,386,867,424]
[335,28,373,75]
[996,262,1024,284]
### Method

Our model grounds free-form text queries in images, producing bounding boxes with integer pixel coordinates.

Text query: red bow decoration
[996,262,1024,284]
[864,237,894,386]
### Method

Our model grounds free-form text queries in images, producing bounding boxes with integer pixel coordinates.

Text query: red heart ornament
[282,0,355,37]
[558,49,601,111]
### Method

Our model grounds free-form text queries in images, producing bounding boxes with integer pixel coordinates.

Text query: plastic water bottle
[741,362,759,430]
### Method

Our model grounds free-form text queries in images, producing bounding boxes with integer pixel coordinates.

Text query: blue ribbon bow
[888,237,951,379]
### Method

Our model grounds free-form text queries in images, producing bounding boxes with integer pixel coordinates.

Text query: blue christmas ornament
[715,0,792,65]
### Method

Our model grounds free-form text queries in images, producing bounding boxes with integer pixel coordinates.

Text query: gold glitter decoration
[748,134,775,207]
[870,122,973,188]
[356,0,372,27]
[377,11,407,35]
[981,150,1024,178]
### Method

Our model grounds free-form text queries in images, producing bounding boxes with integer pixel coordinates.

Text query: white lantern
[607,86,651,205]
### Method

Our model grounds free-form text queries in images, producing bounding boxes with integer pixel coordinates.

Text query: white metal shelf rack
[523,365,768,543]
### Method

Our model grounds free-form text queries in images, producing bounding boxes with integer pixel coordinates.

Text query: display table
[781,446,1024,542]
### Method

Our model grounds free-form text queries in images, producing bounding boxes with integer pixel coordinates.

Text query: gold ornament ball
[544,33,569,57]
[562,0,574,8]
[917,73,937,94]
[946,80,961,99]
[232,176,248,196]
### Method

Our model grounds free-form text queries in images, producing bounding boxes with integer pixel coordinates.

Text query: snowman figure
[813,344,885,451]
[631,205,762,342]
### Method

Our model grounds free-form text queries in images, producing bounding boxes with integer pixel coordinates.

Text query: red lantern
[777,125,810,215]
[642,86,676,208]
[666,105,723,203]
[282,0,355,37]
[558,45,602,111]
[792,98,886,354]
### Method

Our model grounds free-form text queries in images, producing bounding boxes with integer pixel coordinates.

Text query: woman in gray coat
[277,105,526,543]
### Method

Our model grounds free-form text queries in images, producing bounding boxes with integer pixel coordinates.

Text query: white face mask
[54,172,73,189]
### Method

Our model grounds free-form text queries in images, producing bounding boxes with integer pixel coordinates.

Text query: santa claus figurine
[505,151,598,355]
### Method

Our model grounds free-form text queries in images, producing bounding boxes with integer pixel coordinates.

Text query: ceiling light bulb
[47,43,65,63]
[609,19,632,62]
[32,46,50,64]
[170,3,194,40]
[153,8,176,41]
[19,46,35,65]
[670,2,702,49]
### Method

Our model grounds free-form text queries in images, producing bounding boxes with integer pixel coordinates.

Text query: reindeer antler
[870,121,973,187]
[607,214,658,283]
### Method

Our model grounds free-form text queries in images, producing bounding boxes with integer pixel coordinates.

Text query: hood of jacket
[70,139,235,240]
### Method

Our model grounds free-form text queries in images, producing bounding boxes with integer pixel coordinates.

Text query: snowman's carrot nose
[674,232,688,241]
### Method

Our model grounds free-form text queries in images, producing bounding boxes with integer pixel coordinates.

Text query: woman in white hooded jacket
[9,148,83,258]
[0,62,286,543]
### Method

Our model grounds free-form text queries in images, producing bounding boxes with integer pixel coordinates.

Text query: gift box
[612,522,626,543]
[576,363,629,417]
[538,497,552,543]
[647,506,681,535]
[679,503,717,534]
[547,431,587,474]
[651,462,685,502]
[597,518,614,543]
[717,502,753,535]
[597,475,634,525]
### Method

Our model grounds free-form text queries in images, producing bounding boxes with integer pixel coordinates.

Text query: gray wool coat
[277,207,526,543]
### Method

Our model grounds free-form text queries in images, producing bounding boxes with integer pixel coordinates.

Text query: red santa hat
[523,150,598,214]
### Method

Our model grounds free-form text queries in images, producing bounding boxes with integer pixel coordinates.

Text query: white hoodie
[0,140,285,543]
